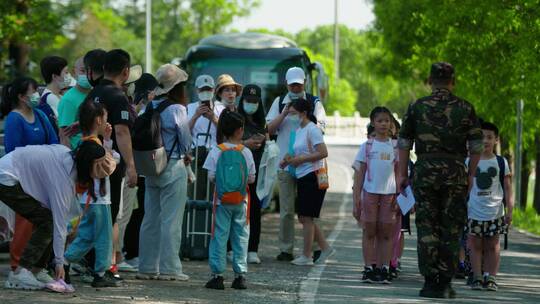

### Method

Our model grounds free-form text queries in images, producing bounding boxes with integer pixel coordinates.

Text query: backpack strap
[34,109,50,144]
[278,94,287,113]
[365,138,374,182]
[39,92,51,106]
[496,155,506,206]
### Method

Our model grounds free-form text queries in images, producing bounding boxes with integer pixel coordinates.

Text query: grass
[513,176,540,235]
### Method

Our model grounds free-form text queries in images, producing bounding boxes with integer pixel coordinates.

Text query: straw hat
[154,64,189,96]
[215,74,242,99]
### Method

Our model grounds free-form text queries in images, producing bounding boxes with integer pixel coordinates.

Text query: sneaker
[379,267,391,284]
[276,252,294,261]
[372,268,383,283]
[227,251,233,263]
[314,247,336,265]
[205,275,225,290]
[361,267,375,283]
[4,268,45,290]
[485,276,498,291]
[158,273,190,281]
[107,269,123,281]
[247,252,261,264]
[455,263,466,279]
[471,278,483,290]
[312,250,322,263]
[118,261,138,273]
[231,275,247,289]
[389,266,398,279]
[125,257,139,267]
[45,279,75,293]
[419,276,444,298]
[291,255,314,266]
[91,273,122,288]
[35,269,55,284]
[136,272,159,280]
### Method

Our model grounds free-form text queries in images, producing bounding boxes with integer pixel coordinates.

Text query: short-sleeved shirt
[398,88,483,187]
[85,79,135,167]
[202,142,256,204]
[42,88,61,117]
[58,86,88,149]
[354,138,397,194]
[187,101,225,148]
[3,109,59,153]
[265,94,326,170]
[150,98,192,157]
[292,122,325,179]
[467,156,510,221]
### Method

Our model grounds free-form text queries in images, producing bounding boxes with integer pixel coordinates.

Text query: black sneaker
[231,276,247,289]
[471,278,483,290]
[361,267,374,283]
[455,264,466,279]
[373,268,383,283]
[389,266,398,279]
[379,267,391,284]
[312,250,322,263]
[205,275,225,290]
[91,273,122,288]
[419,276,444,298]
[106,270,123,282]
[276,252,294,261]
[439,276,456,299]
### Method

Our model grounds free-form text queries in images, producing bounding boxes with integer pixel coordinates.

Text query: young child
[203,110,256,290]
[63,100,121,289]
[467,120,513,291]
[352,106,399,284]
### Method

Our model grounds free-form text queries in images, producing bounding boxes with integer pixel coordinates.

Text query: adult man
[266,67,326,261]
[187,75,224,200]
[398,62,483,298]
[85,49,136,227]
[58,50,105,149]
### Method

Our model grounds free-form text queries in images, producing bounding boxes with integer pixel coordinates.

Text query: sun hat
[154,64,189,96]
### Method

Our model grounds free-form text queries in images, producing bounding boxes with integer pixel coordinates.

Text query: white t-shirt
[42,88,61,117]
[265,94,326,170]
[187,101,225,148]
[467,156,510,221]
[202,142,256,204]
[292,122,325,178]
[354,138,397,194]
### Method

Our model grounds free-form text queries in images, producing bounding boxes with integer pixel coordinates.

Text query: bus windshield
[186,57,310,112]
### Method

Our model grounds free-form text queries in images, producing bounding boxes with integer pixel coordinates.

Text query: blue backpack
[215,144,248,204]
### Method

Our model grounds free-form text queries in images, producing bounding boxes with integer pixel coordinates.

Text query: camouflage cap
[430,62,455,80]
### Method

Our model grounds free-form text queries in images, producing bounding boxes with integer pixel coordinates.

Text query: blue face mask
[28,92,40,108]
[243,102,259,115]
[77,75,92,89]
[288,91,304,100]
[288,114,301,126]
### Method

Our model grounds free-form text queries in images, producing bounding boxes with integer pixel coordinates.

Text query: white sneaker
[35,269,55,284]
[291,255,314,266]
[247,252,261,264]
[136,272,159,280]
[118,261,138,272]
[315,247,336,265]
[125,257,139,267]
[4,268,45,290]
[158,273,190,281]
[227,251,233,263]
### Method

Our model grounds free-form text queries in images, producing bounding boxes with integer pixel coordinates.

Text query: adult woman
[215,74,242,111]
[237,84,267,264]
[137,64,192,281]
[279,98,335,266]
[0,77,59,284]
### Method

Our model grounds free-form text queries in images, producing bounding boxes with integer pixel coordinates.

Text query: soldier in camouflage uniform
[398,62,484,298]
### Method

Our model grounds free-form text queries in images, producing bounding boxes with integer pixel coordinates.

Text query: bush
[513,207,540,236]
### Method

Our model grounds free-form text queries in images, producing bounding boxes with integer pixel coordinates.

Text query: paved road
[1,145,539,303]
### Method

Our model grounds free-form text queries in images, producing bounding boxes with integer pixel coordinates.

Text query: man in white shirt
[266,67,326,261]
[187,75,225,200]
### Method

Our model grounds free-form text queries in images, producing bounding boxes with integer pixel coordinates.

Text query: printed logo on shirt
[475,166,497,190]
[380,152,392,161]
[121,111,129,120]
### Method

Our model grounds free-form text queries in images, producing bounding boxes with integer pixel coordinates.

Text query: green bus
[179,32,328,112]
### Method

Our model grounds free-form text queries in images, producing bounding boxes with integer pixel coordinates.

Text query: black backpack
[132,100,178,176]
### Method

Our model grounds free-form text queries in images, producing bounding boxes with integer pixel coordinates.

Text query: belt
[416,153,464,162]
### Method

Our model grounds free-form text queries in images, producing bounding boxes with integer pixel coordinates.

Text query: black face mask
[87,70,103,87]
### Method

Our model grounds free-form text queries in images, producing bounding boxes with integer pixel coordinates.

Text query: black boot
[419,275,444,298]
[439,275,456,299]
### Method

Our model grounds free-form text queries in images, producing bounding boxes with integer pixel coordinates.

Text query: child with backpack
[352,106,399,284]
[63,99,121,289]
[203,110,256,290]
[467,120,513,291]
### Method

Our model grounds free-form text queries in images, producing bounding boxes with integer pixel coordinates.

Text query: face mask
[223,98,236,106]
[28,92,40,108]
[243,102,259,115]
[58,73,73,89]
[77,75,92,89]
[288,91,304,100]
[288,114,300,126]
[198,91,213,102]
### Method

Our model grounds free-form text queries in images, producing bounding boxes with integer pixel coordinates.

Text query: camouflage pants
[414,184,467,280]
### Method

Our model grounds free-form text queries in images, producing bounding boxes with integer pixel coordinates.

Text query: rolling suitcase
[180,132,213,260]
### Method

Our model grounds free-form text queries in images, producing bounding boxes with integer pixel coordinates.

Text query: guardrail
[324,111,400,139]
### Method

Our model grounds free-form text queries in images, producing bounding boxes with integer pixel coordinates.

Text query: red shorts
[360,191,398,226]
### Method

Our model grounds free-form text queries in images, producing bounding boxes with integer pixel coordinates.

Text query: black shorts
[296,172,326,218]
[467,217,507,237]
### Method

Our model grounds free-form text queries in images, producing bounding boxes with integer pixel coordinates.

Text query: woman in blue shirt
[0,76,59,285]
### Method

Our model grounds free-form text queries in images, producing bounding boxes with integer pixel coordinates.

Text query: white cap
[195,74,215,89]
[285,67,305,85]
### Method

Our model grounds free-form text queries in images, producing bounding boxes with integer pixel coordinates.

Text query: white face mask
[58,73,73,89]
[243,102,259,115]
[223,97,236,106]
[288,114,301,126]
[198,91,213,102]
[288,91,304,100]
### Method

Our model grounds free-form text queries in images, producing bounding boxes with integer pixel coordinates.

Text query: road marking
[298,162,353,304]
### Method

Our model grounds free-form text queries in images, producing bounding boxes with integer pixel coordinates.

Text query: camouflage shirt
[398,88,483,186]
